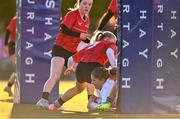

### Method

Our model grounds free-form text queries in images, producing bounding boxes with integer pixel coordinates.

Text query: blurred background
[0,0,112,80]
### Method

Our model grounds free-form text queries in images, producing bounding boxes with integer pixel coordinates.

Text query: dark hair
[91,67,109,81]
[91,67,117,81]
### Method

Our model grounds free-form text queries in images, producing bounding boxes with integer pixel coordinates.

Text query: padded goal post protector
[117,0,180,113]
[15,0,61,103]
[152,0,180,114]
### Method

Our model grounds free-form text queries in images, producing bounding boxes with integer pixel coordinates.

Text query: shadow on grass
[10,104,120,118]
[10,104,180,119]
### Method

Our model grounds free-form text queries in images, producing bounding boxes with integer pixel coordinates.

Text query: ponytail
[95,32,104,41]
[95,31,117,42]
[94,31,110,41]
[68,0,82,11]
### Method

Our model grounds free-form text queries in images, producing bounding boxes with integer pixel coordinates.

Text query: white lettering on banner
[157,40,163,49]
[123,58,129,67]
[123,22,130,31]
[26,41,34,49]
[170,49,178,59]
[26,27,34,35]
[27,12,35,20]
[157,22,164,31]
[122,78,131,89]
[24,0,57,86]
[123,40,129,49]
[25,74,35,83]
[156,78,164,90]
[157,58,163,68]
[139,29,146,38]
[45,0,55,8]
[123,5,130,13]
[45,17,53,25]
[27,0,35,4]
[171,29,176,39]
[24,1,36,85]
[157,5,163,13]
[26,57,33,65]
[44,33,52,41]
[171,11,177,20]
[140,10,147,19]
[44,50,52,57]
[139,48,148,59]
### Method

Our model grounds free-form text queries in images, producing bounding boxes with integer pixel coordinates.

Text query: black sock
[7,82,13,87]
[58,97,65,106]
[42,92,49,100]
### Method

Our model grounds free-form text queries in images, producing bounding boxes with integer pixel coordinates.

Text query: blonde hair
[102,31,117,41]
[68,0,82,11]
[93,31,117,42]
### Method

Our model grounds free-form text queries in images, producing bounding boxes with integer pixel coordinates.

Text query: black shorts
[52,45,74,67]
[76,62,103,83]
[8,42,15,56]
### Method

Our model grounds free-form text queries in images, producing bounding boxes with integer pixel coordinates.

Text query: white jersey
[88,79,115,110]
